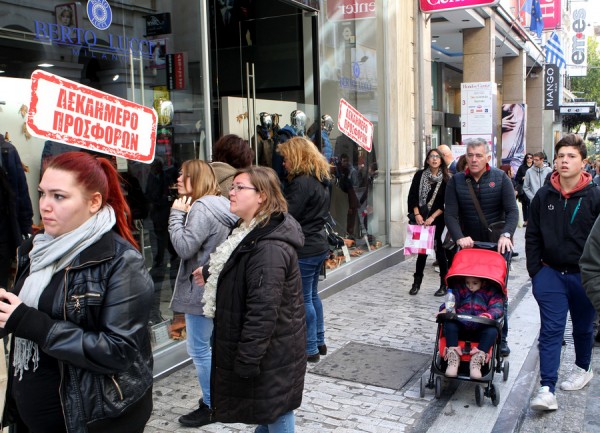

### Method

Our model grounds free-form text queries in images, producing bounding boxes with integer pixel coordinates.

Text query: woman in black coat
[195,166,306,433]
[515,153,533,226]
[407,148,450,296]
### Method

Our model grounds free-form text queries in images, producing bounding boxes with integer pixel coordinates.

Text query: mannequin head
[290,110,307,135]
[259,112,273,130]
[321,114,334,133]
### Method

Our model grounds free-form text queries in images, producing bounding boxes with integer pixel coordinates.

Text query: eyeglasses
[429,154,441,159]
[526,156,533,160]
[229,184,257,192]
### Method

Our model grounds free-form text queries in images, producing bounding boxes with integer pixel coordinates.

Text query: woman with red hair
[0,151,154,433]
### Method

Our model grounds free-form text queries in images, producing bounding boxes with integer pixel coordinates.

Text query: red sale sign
[27,70,157,163]
[420,0,500,13]
[337,98,373,152]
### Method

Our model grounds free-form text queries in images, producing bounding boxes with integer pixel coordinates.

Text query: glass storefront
[0,0,389,363]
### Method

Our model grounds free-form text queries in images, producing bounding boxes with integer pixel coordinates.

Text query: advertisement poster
[501,103,527,175]
[461,81,497,164]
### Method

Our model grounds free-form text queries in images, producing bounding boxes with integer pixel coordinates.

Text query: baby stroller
[420,242,510,406]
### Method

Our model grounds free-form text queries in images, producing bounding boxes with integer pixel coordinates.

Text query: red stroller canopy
[445,248,508,295]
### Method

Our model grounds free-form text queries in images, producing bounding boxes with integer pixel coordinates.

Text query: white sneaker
[560,365,593,391]
[530,386,558,411]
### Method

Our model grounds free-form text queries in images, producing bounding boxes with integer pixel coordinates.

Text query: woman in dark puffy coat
[195,166,306,433]
[0,152,153,433]
[515,153,533,226]
[407,148,450,296]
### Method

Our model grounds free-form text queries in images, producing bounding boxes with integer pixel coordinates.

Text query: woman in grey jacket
[168,160,238,427]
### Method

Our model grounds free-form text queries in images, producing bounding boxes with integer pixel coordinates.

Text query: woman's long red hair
[46,152,139,249]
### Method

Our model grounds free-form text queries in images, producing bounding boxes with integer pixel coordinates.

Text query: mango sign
[337,98,373,152]
[27,70,157,163]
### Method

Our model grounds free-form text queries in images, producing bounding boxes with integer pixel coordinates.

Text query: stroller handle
[436,312,504,331]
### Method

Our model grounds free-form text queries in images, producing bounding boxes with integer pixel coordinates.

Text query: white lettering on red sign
[327,0,376,21]
[27,70,157,163]
[420,0,500,13]
[337,98,373,152]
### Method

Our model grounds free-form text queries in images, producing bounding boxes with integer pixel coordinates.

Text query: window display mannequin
[0,133,33,288]
[320,115,334,162]
[254,112,275,167]
[272,111,306,183]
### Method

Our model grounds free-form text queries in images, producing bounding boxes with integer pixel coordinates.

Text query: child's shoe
[444,347,461,377]
[469,350,486,379]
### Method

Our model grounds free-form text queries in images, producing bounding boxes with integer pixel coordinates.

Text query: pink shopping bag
[404,224,436,256]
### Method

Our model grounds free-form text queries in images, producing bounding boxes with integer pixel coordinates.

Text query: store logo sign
[27,70,157,163]
[327,0,375,21]
[420,0,500,13]
[87,0,112,30]
[544,64,559,110]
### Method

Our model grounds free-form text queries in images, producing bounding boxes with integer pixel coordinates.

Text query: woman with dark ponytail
[0,151,154,433]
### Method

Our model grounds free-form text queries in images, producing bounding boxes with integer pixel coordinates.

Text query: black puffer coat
[4,230,154,433]
[445,166,518,241]
[210,213,306,424]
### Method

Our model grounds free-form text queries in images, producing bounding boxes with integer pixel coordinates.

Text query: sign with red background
[327,0,375,21]
[420,0,500,13]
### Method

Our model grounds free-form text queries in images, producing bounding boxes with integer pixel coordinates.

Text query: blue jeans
[532,267,596,393]
[298,252,329,356]
[185,314,214,406]
[254,411,295,433]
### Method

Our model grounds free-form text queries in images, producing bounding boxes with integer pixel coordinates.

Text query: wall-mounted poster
[501,103,527,176]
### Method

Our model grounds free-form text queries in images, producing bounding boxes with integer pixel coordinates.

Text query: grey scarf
[13,205,116,380]
[418,168,443,211]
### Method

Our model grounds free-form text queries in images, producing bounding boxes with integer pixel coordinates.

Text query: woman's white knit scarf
[13,205,116,380]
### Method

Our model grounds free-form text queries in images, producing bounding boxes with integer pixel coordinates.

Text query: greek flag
[545,31,566,70]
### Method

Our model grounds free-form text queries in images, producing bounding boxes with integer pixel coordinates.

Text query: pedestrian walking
[526,134,600,411]
[168,160,238,427]
[278,137,331,363]
[444,137,518,356]
[195,166,306,433]
[407,148,450,296]
[0,151,154,433]
[523,152,553,201]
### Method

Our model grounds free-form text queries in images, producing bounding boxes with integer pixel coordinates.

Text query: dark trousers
[415,223,448,285]
[444,321,498,353]
[520,196,530,222]
[532,267,595,393]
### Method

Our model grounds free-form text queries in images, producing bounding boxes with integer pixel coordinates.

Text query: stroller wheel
[434,376,442,399]
[490,384,500,406]
[419,376,425,398]
[503,360,510,381]
[475,385,484,407]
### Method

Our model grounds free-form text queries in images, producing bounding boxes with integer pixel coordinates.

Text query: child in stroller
[441,275,504,379]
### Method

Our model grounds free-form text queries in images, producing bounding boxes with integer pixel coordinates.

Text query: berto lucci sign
[33,0,159,61]
[420,0,500,13]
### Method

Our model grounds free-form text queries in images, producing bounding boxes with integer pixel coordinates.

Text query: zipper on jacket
[70,293,102,312]
[111,375,124,400]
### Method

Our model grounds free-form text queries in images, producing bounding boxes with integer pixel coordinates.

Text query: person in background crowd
[407,148,450,296]
[0,151,154,433]
[168,160,238,428]
[593,159,600,187]
[456,154,468,173]
[0,133,33,288]
[211,134,254,198]
[515,153,533,226]
[445,138,518,357]
[437,144,457,175]
[278,137,331,363]
[523,152,553,202]
[527,134,600,411]
[335,153,360,237]
[194,166,306,433]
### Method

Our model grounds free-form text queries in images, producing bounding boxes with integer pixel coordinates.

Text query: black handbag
[407,205,429,224]
[324,222,344,250]
[466,179,510,243]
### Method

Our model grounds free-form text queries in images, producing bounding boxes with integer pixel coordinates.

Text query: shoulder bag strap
[466,178,489,230]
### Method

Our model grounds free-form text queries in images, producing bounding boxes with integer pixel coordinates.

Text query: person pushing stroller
[440,276,504,379]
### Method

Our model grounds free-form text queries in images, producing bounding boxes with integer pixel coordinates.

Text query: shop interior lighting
[113,74,120,81]
[38,63,54,68]
[0,70,5,74]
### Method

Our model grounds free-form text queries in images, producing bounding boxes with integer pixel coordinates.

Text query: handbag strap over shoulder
[466,178,489,231]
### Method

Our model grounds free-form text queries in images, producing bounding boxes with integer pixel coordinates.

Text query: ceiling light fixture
[113,74,120,81]
[38,63,54,68]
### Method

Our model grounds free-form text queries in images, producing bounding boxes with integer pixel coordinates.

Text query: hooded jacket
[210,213,306,424]
[168,195,238,316]
[523,165,553,200]
[4,231,154,433]
[284,174,330,258]
[526,172,600,278]
[210,161,237,199]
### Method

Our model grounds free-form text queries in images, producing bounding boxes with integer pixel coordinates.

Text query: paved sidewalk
[144,227,600,433]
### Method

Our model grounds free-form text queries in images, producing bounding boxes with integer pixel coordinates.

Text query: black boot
[409,274,423,295]
[434,284,447,297]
